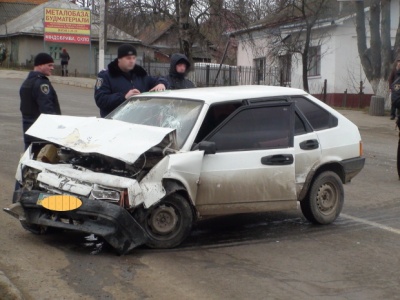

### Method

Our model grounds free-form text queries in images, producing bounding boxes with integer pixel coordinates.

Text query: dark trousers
[391,102,397,117]
[61,62,68,76]
[15,124,34,191]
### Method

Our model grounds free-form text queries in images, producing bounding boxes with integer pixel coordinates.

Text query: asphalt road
[1,77,400,300]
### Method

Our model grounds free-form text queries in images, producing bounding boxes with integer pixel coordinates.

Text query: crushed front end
[5,115,178,254]
[8,189,146,254]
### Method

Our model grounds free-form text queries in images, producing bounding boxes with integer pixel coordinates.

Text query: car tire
[300,171,344,225]
[139,194,193,249]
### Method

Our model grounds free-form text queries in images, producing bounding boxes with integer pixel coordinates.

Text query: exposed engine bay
[19,142,173,209]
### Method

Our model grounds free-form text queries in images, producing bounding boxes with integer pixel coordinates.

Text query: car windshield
[107,97,203,148]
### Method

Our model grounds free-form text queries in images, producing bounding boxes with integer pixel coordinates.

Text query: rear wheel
[137,194,193,249]
[300,171,344,224]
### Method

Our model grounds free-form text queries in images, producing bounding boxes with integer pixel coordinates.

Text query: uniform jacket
[391,70,400,105]
[94,59,169,117]
[164,53,195,90]
[19,71,61,145]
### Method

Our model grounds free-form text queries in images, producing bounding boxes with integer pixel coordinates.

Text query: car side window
[292,97,338,130]
[207,105,292,152]
[295,112,307,135]
[194,102,243,143]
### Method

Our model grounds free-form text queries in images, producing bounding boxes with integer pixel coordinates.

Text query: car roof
[142,85,308,105]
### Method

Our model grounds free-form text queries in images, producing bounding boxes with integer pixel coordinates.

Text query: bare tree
[178,0,194,61]
[104,0,252,64]
[354,0,400,107]
[256,0,332,92]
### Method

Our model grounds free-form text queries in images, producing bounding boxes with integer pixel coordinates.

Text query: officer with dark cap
[164,53,195,90]
[94,44,169,117]
[19,52,61,150]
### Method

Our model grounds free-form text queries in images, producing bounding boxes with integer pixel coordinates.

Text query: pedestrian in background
[94,44,169,117]
[388,58,400,120]
[60,48,70,77]
[164,53,195,90]
[19,52,61,150]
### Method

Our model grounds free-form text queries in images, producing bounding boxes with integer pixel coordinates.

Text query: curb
[0,70,95,89]
[0,271,23,300]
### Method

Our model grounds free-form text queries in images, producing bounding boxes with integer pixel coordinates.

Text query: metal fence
[143,61,289,87]
[7,53,290,87]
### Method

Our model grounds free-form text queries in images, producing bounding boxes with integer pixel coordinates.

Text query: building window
[308,46,321,77]
[254,57,266,83]
[49,45,62,60]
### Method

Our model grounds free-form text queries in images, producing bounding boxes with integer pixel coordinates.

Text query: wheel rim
[315,183,338,216]
[148,205,178,236]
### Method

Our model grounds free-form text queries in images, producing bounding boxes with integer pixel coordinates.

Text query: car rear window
[292,97,338,130]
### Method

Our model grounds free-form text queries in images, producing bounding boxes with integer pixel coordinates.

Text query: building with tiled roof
[0,0,149,75]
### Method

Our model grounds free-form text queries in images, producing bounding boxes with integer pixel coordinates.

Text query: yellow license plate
[37,194,82,211]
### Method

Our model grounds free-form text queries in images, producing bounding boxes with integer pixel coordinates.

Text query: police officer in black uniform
[94,44,169,117]
[19,53,61,150]
[390,64,400,179]
[164,53,195,90]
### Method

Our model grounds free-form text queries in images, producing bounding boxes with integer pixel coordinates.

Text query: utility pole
[99,0,105,70]
[98,0,109,71]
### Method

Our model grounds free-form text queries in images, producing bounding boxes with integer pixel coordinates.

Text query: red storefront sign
[44,33,90,44]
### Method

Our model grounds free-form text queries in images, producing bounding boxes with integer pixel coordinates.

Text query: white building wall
[236,1,399,95]
[331,19,374,95]
[237,32,270,67]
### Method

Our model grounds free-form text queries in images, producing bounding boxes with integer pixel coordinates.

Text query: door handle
[300,139,319,150]
[261,154,294,165]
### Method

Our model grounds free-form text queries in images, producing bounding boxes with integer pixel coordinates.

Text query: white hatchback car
[5,86,365,254]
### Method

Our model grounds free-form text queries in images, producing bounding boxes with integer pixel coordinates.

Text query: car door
[293,108,322,195]
[195,102,298,216]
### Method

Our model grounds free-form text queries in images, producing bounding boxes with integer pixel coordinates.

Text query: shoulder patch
[394,84,400,92]
[40,84,50,95]
[95,78,103,89]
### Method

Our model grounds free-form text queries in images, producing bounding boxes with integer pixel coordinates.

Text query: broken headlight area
[89,185,120,203]
[23,169,131,208]
[16,142,171,208]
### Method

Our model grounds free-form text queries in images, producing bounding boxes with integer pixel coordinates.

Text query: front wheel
[137,194,193,249]
[300,171,344,224]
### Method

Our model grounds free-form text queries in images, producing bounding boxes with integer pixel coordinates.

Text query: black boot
[66,70,68,77]
[61,70,64,77]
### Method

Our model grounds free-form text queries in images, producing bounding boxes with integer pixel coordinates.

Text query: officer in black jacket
[94,44,169,117]
[165,53,195,90]
[19,53,61,150]
[391,66,400,179]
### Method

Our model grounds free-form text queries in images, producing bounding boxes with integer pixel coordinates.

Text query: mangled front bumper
[5,189,147,255]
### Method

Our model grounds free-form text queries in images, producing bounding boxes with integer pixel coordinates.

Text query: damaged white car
[4,86,365,254]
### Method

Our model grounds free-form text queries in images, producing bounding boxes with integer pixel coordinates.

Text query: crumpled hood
[26,114,177,164]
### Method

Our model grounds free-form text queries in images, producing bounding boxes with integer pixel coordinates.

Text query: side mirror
[197,141,216,155]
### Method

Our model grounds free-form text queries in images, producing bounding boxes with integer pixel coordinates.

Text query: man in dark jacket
[391,64,400,179]
[165,53,195,90]
[94,44,168,117]
[19,52,61,150]
[388,58,400,119]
